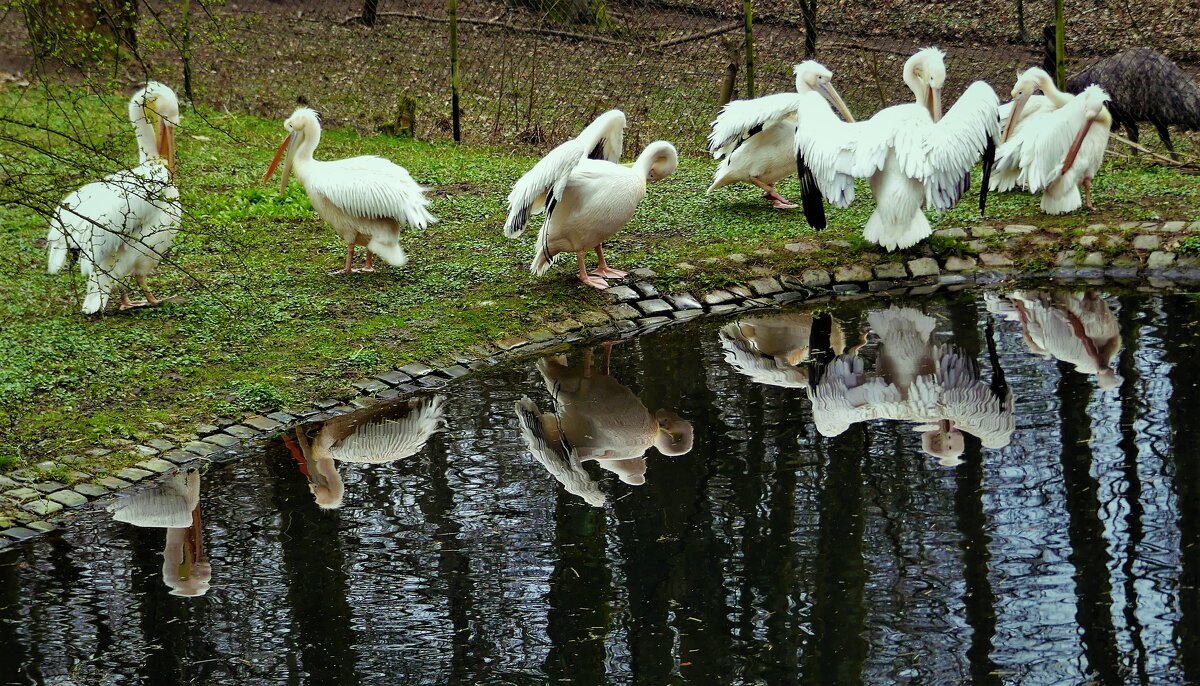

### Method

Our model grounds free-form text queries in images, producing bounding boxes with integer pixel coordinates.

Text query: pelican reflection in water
[283,395,447,509]
[108,468,209,597]
[719,312,862,387]
[984,289,1122,390]
[808,306,1015,466]
[515,344,693,506]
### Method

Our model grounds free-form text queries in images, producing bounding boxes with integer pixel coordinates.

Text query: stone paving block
[134,444,159,457]
[833,283,862,294]
[183,441,219,456]
[442,365,469,378]
[31,481,66,494]
[702,290,736,305]
[708,304,740,316]
[0,475,17,489]
[194,424,221,436]
[1132,235,1161,251]
[48,490,89,508]
[1004,224,1036,234]
[636,316,671,329]
[672,309,704,320]
[1161,221,1185,233]
[833,265,872,282]
[495,336,529,351]
[351,397,381,410]
[84,448,111,458]
[784,239,819,253]
[416,376,446,389]
[1104,234,1125,249]
[630,268,657,279]
[1078,235,1099,248]
[116,468,153,483]
[748,277,783,295]
[547,319,583,334]
[146,438,176,452]
[1,527,38,542]
[266,411,295,424]
[73,483,109,498]
[604,303,640,320]
[314,398,341,410]
[23,499,63,517]
[377,370,413,386]
[935,228,968,238]
[4,487,39,502]
[136,458,177,474]
[202,433,239,449]
[7,469,37,483]
[908,284,941,296]
[939,274,970,285]
[633,282,659,297]
[615,320,639,333]
[978,253,1014,267]
[667,294,702,310]
[967,240,989,253]
[907,258,940,277]
[873,263,908,279]
[351,379,389,395]
[972,227,997,237]
[944,256,977,272]
[1056,251,1076,268]
[801,269,832,287]
[774,291,809,304]
[867,280,894,292]
[244,416,282,432]
[727,285,753,298]
[399,363,434,377]
[604,286,639,302]
[1083,252,1107,267]
[636,299,673,315]
[727,253,748,263]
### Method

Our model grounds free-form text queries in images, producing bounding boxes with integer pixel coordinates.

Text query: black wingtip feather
[980,135,996,217]
[796,148,826,229]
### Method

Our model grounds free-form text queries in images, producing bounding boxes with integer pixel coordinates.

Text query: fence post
[448,0,461,142]
[1053,0,1066,90]
[802,0,816,57]
[742,0,755,97]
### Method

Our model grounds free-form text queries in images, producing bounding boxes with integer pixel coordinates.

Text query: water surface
[2,287,1198,685]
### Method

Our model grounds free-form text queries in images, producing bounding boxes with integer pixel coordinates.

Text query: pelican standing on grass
[503,110,678,290]
[794,48,999,251]
[264,108,436,274]
[991,68,1112,214]
[707,61,855,209]
[46,81,180,314]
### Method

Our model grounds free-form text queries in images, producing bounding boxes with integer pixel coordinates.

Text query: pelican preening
[108,469,210,597]
[707,60,855,209]
[46,81,180,314]
[264,107,437,275]
[992,68,1112,214]
[504,110,678,290]
[794,48,1000,251]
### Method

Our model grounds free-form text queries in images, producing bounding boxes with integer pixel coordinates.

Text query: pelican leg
[577,251,608,290]
[361,250,375,273]
[118,285,151,311]
[330,245,355,275]
[136,275,161,306]
[1083,178,1095,210]
[749,176,799,210]
[590,244,627,279]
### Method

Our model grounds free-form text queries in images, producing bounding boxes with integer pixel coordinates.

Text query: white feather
[514,396,606,507]
[329,395,447,464]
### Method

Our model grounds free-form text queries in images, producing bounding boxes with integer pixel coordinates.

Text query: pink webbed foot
[579,274,610,290]
[771,198,799,210]
[591,267,627,279]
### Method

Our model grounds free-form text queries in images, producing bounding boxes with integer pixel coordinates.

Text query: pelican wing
[707,93,802,159]
[330,395,447,464]
[504,110,626,238]
[937,346,1015,449]
[913,81,1000,211]
[718,328,809,388]
[109,470,199,528]
[808,355,901,437]
[795,93,899,217]
[1003,95,1101,194]
[514,396,606,507]
[998,94,1053,141]
[304,156,436,229]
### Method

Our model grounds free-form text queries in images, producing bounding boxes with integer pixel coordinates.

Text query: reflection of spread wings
[109,469,200,528]
[808,355,902,437]
[329,395,447,464]
[515,396,606,507]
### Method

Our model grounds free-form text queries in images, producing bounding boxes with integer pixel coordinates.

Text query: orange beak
[1061,115,1096,176]
[264,131,294,194]
[1003,93,1029,143]
[157,121,177,178]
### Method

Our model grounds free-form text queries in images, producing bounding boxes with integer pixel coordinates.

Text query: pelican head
[919,419,965,467]
[1003,67,1056,142]
[653,409,694,457]
[794,60,855,122]
[131,81,180,177]
[636,141,678,183]
[264,107,321,194]
[904,47,946,122]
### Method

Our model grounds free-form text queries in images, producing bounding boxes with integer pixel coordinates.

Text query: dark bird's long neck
[1042,26,1057,76]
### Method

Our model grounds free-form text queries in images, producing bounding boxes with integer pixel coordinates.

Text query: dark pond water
[2,288,1199,685]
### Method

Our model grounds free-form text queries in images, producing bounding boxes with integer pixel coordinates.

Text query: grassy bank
[1,82,1198,480]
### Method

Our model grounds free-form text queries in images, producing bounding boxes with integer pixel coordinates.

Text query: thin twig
[651,21,741,49]
[342,10,632,47]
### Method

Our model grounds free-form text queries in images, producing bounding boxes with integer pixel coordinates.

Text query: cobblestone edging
[2,221,1198,547]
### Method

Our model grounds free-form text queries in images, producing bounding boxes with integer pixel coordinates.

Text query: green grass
[1,81,1197,484]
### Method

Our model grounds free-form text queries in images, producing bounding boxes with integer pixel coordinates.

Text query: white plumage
[991,69,1112,214]
[707,61,854,209]
[795,48,999,251]
[264,107,436,274]
[109,468,200,528]
[503,110,678,289]
[985,290,1122,389]
[718,313,853,388]
[808,307,1014,465]
[47,81,180,314]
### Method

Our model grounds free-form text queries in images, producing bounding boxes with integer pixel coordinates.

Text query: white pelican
[108,469,210,596]
[264,107,436,274]
[283,394,447,509]
[503,110,678,289]
[807,307,1014,466]
[984,290,1121,389]
[718,312,856,387]
[707,61,855,209]
[514,346,693,505]
[990,68,1112,214]
[794,48,999,251]
[46,81,180,314]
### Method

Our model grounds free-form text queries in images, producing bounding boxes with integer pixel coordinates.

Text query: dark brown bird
[1043,27,1200,159]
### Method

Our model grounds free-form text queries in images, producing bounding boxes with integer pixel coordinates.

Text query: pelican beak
[819,82,855,123]
[928,86,943,123]
[158,120,177,179]
[1061,114,1097,176]
[264,130,299,194]
[1003,93,1030,143]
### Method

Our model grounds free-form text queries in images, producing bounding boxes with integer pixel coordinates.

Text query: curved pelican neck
[132,111,158,164]
[1037,74,1071,107]
[902,61,924,102]
[290,125,321,171]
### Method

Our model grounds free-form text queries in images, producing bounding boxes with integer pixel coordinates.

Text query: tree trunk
[21,0,138,66]
[802,0,817,58]
[362,0,379,27]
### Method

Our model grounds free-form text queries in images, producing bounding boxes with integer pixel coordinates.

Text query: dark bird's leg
[1125,122,1140,155]
[1153,121,1178,161]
